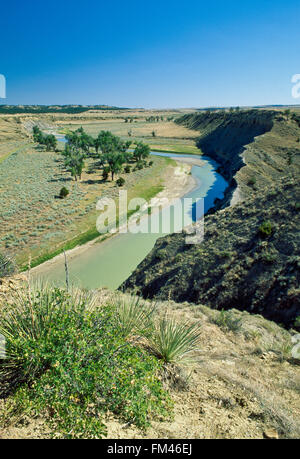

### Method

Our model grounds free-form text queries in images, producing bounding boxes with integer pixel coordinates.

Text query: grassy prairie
[150,144,202,155]
[0,110,200,269]
[59,119,199,140]
[57,120,202,156]
[0,140,172,268]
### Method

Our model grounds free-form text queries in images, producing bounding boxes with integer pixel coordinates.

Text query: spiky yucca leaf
[114,295,155,338]
[148,317,201,364]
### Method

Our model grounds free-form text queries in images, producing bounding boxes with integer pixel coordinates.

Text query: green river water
[34,153,228,290]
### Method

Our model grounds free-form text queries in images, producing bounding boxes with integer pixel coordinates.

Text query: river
[34,152,228,289]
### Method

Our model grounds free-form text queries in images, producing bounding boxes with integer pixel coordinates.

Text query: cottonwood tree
[62,144,85,181]
[133,142,150,162]
[32,126,57,151]
[66,128,94,156]
[102,151,125,181]
[44,134,57,151]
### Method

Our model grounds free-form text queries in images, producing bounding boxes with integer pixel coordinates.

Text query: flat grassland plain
[0,109,199,268]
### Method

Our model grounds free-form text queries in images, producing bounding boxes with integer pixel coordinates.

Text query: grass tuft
[115,295,155,338]
[148,316,201,364]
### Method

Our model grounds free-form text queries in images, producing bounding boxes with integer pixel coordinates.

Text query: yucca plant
[0,286,172,437]
[114,295,155,338]
[148,316,201,364]
[0,283,95,395]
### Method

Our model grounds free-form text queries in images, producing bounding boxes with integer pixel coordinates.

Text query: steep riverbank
[175,110,298,211]
[122,111,300,328]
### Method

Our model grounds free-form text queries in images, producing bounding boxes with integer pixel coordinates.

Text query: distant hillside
[121,110,300,327]
[0,105,126,114]
[175,110,298,209]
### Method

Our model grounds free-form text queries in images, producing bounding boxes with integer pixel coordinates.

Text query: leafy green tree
[59,187,69,199]
[102,152,125,181]
[32,125,43,142]
[95,132,130,179]
[62,145,85,181]
[133,142,150,162]
[102,166,110,181]
[43,134,57,151]
[32,126,57,151]
[66,129,93,155]
[96,131,120,155]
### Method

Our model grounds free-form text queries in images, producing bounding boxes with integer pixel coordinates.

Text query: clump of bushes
[156,249,168,260]
[211,309,242,333]
[260,249,277,264]
[247,177,256,186]
[124,165,131,173]
[59,187,69,199]
[258,220,273,238]
[136,160,144,170]
[116,177,125,187]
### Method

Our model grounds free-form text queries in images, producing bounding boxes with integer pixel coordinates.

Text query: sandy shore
[31,158,199,276]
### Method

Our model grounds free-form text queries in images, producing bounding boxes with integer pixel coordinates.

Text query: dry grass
[0,136,172,266]
[104,298,300,439]
[58,119,199,141]
[1,290,299,439]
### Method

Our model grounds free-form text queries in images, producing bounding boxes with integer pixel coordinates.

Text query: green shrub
[59,187,69,199]
[0,253,15,278]
[247,177,256,186]
[148,160,154,167]
[0,286,171,438]
[219,250,231,259]
[156,249,168,260]
[116,177,125,187]
[102,166,110,181]
[294,316,300,330]
[148,316,201,364]
[212,310,242,333]
[258,220,273,238]
[260,250,277,264]
[124,165,131,173]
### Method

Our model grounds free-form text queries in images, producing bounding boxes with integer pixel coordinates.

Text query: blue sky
[1,0,300,108]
